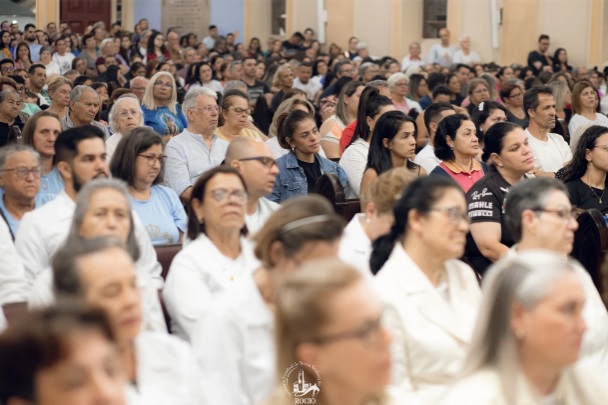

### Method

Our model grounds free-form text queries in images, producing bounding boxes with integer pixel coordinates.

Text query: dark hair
[538,34,550,42]
[14,42,32,64]
[349,87,393,147]
[278,109,315,150]
[481,121,521,162]
[110,127,164,186]
[423,102,455,135]
[218,89,248,126]
[370,176,463,274]
[0,58,14,67]
[0,303,115,404]
[496,66,512,81]
[523,85,553,118]
[470,100,507,138]
[552,48,571,72]
[562,125,608,184]
[147,30,168,57]
[518,67,533,81]
[129,61,145,76]
[571,80,598,115]
[73,75,92,86]
[186,165,248,241]
[499,80,522,101]
[407,73,427,101]
[55,125,105,165]
[81,32,95,47]
[366,110,417,175]
[426,72,446,91]
[433,114,472,161]
[455,63,471,73]
[24,23,36,32]
[432,85,451,99]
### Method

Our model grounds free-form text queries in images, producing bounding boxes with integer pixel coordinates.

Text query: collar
[285,151,300,169]
[443,159,483,174]
[182,128,217,142]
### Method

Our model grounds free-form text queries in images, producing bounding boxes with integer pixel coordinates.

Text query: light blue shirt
[129,185,187,245]
[0,189,55,236]
[38,166,64,203]
[164,129,229,197]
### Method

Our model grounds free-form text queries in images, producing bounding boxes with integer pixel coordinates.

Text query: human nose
[568,214,579,231]
[269,162,280,175]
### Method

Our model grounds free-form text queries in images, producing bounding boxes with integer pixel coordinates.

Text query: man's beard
[72,171,108,193]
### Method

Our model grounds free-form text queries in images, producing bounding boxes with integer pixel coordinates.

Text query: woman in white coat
[439,251,608,405]
[192,195,345,405]
[370,175,481,403]
[339,167,415,277]
[53,236,204,405]
[163,165,259,341]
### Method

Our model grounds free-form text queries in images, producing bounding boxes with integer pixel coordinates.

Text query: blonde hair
[141,71,178,114]
[48,76,73,95]
[269,97,315,137]
[271,64,294,89]
[360,167,416,213]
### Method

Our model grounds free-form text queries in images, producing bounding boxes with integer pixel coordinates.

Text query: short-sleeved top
[129,185,187,245]
[142,104,188,137]
[0,117,25,147]
[527,50,549,75]
[37,166,64,203]
[465,169,517,275]
[505,109,528,129]
[525,129,572,173]
[431,160,486,192]
[246,80,271,101]
[214,127,265,143]
[565,178,608,214]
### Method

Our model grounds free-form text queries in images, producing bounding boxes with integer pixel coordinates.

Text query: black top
[527,50,550,75]
[0,116,25,147]
[271,90,285,112]
[565,178,608,214]
[465,169,517,275]
[298,157,322,192]
[246,80,270,101]
[505,108,529,129]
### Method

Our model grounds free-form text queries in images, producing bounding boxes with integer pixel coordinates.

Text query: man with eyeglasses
[165,87,228,203]
[320,60,356,100]
[130,76,149,102]
[0,59,14,77]
[225,137,279,233]
[504,177,608,375]
[60,85,110,138]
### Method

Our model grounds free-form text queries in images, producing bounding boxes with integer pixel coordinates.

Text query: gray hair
[70,85,98,102]
[460,251,586,404]
[108,94,144,134]
[100,38,113,50]
[387,72,408,88]
[130,76,148,87]
[504,177,568,242]
[368,80,390,91]
[359,62,374,77]
[68,178,140,261]
[182,86,217,114]
[223,80,247,93]
[0,144,40,170]
[0,90,18,103]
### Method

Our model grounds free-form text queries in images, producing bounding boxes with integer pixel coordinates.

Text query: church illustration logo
[282,361,321,404]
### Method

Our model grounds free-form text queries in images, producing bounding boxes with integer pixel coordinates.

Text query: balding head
[225,137,268,164]
[130,76,149,101]
[225,137,279,199]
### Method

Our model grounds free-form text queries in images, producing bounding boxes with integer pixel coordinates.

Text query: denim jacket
[268,152,349,203]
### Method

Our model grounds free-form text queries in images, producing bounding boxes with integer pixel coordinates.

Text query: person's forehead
[79,90,99,101]
[6,150,36,164]
[196,94,217,105]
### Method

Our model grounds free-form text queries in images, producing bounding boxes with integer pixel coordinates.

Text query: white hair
[182,87,217,115]
[108,95,144,134]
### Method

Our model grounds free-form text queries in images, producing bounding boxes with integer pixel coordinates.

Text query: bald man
[130,76,149,102]
[225,138,280,233]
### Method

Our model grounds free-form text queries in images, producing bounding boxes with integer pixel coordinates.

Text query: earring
[514,330,525,340]
[198,217,204,224]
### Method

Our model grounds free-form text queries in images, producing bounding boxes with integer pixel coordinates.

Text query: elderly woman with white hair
[387,73,422,115]
[452,35,481,66]
[105,94,144,162]
[141,71,187,141]
[439,251,608,404]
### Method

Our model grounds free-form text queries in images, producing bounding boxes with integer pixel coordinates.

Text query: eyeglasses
[2,166,42,179]
[137,154,166,166]
[227,107,251,115]
[430,206,470,224]
[593,144,608,151]
[395,82,409,87]
[312,315,385,348]
[153,81,173,89]
[1,66,14,73]
[534,208,579,223]
[238,156,277,168]
[118,108,140,118]
[191,105,221,114]
[209,188,247,203]
[509,92,523,98]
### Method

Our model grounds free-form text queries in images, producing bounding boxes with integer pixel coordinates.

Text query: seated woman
[439,251,608,404]
[0,304,127,405]
[141,71,187,141]
[466,122,534,275]
[464,78,491,116]
[470,101,507,145]
[562,125,608,213]
[360,111,424,196]
[339,167,415,277]
[265,96,319,159]
[387,73,422,115]
[0,90,24,147]
[105,94,144,162]
[269,109,348,203]
[192,195,345,405]
[568,80,608,152]
[46,76,72,120]
[214,89,267,142]
[430,114,487,191]
[163,166,259,341]
[111,127,186,245]
[500,80,529,129]
[186,61,223,94]
[371,176,481,403]
[52,236,204,404]
[339,87,394,198]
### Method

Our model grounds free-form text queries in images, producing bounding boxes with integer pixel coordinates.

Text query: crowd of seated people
[1,17,608,404]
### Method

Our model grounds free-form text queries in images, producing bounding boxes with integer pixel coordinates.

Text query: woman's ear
[382,137,390,149]
[365,115,374,131]
[364,201,377,219]
[489,152,502,167]
[268,240,286,268]
[446,135,455,149]
[190,198,204,222]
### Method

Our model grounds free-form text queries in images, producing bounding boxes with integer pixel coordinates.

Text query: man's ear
[56,160,72,182]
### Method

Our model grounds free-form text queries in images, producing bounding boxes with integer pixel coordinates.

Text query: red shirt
[340,120,357,153]
[439,160,485,192]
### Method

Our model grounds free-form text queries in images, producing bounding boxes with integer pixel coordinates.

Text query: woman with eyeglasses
[439,252,608,405]
[370,175,481,403]
[562,125,608,214]
[193,195,345,405]
[215,89,267,142]
[141,71,187,141]
[387,73,422,115]
[500,81,528,129]
[105,94,144,162]
[163,166,259,341]
[111,127,186,245]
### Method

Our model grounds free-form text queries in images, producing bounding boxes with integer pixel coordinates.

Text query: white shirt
[105,132,124,163]
[0,216,27,305]
[162,234,259,341]
[125,332,205,405]
[293,78,322,100]
[524,129,572,173]
[245,198,279,236]
[568,113,608,152]
[452,50,481,65]
[414,143,441,174]
[52,52,75,75]
[401,55,425,71]
[192,273,275,405]
[339,139,369,198]
[338,214,374,279]
[426,44,458,67]
[375,244,481,404]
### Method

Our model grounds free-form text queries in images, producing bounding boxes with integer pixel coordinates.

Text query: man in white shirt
[225,138,280,234]
[164,87,229,203]
[426,28,457,67]
[51,36,75,75]
[414,103,455,173]
[401,42,425,71]
[202,25,219,50]
[292,61,321,101]
[523,85,572,176]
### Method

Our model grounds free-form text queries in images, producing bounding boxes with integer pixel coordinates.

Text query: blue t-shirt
[0,189,55,236]
[142,104,187,137]
[38,166,64,203]
[129,185,187,245]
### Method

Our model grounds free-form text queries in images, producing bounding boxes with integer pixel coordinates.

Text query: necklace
[585,180,605,204]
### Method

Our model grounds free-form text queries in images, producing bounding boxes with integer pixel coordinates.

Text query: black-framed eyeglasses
[227,107,251,115]
[137,154,166,166]
[534,208,579,223]
[153,81,173,89]
[209,188,248,203]
[238,156,277,168]
[2,166,42,179]
[1,66,14,73]
[430,206,470,225]
[312,315,385,348]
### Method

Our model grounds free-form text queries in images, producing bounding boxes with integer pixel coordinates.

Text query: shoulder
[446,259,480,286]
[438,370,502,404]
